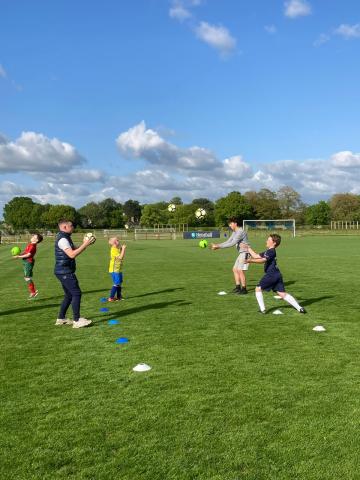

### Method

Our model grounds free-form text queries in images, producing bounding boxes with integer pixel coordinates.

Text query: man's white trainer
[55,318,73,326]
[72,318,92,328]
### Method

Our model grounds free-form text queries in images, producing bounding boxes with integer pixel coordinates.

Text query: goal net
[134,228,176,240]
[103,229,128,239]
[243,219,296,237]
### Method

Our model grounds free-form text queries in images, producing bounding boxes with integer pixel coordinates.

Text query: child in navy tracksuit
[244,233,306,314]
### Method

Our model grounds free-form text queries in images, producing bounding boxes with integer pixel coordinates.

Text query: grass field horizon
[1,234,360,479]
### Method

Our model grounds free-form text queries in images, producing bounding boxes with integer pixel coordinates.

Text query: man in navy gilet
[54,219,93,328]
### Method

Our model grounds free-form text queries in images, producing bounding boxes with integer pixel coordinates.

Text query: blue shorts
[258,273,285,292]
[110,272,123,286]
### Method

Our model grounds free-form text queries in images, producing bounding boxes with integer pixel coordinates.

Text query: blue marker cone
[116,337,129,344]
[108,319,119,325]
[100,297,107,303]
[100,307,109,312]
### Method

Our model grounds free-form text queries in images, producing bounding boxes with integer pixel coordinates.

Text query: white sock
[255,291,266,312]
[283,293,301,311]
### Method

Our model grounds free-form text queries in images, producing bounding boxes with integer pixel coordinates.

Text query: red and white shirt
[23,243,37,263]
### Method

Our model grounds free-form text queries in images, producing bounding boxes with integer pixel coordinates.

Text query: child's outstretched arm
[12,252,31,260]
[240,243,262,259]
[118,244,126,261]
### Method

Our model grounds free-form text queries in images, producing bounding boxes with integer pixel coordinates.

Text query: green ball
[199,240,208,249]
[11,246,21,256]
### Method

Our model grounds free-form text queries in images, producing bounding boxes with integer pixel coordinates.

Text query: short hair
[58,219,73,227]
[108,237,118,246]
[35,233,43,244]
[227,217,240,225]
[270,233,281,247]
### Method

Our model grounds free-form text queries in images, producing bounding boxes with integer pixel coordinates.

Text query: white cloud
[0,64,6,78]
[221,155,253,179]
[116,121,219,170]
[169,3,191,21]
[313,33,330,47]
[284,0,312,19]
[32,169,105,184]
[195,21,237,56]
[331,151,360,167]
[334,23,360,39]
[0,132,85,173]
[3,124,360,213]
[168,0,202,22]
[265,25,277,34]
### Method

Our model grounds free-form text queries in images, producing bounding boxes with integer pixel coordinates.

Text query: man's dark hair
[227,217,240,225]
[58,219,74,227]
[270,233,281,247]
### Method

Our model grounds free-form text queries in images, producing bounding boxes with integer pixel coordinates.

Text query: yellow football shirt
[108,246,122,273]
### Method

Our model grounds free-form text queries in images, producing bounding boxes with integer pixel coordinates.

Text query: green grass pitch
[1,235,360,480]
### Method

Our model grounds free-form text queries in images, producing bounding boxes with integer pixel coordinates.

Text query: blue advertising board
[183,231,220,239]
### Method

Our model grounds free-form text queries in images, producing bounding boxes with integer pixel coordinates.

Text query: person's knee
[24,277,31,282]
[255,286,261,292]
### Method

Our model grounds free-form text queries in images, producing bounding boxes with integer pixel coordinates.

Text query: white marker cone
[133,363,152,372]
[312,325,326,332]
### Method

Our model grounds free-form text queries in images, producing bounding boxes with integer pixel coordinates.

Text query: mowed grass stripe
[1,235,360,479]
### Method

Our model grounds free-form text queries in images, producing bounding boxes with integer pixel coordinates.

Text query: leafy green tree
[43,204,78,228]
[3,197,36,230]
[245,189,281,219]
[140,203,169,226]
[169,196,183,205]
[277,186,302,218]
[170,204,196,225]
[109,208,125,228]
[214,191,253,226]
[78,202,103,228]
[191,198,215,226]
[329,193,360,220]
[123,200,142,223]
[305,201,331,225]
[29,203,51,229]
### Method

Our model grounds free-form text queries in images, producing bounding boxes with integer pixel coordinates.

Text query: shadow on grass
[126,287,184,299]
[266,295,334,314]
[94,299,191,323]
[31,288,108,303]
[0,303,60,317]
[301,295,334,307]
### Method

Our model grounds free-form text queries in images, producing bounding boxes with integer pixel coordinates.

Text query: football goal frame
[134,228,176,240]
[243,219,296,237]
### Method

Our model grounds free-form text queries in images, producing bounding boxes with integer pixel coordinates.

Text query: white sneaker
[72,317,92,328]
[28,290,39,300]
[55,318,73,326]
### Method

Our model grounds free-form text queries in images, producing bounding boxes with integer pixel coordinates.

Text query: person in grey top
[211,217,250,294]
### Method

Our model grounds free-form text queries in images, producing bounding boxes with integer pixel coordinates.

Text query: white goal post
[243,219,296,237]
[103,229,128,239]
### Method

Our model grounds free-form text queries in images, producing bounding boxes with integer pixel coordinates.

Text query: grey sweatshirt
[218,228,249,253]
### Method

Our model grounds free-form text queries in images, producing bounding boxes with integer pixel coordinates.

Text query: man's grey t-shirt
[218,228,249,253]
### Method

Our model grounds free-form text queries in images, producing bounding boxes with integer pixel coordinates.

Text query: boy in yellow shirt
[108,237,126,302]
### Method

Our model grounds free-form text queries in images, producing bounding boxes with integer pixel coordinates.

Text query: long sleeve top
[218,228,249,253]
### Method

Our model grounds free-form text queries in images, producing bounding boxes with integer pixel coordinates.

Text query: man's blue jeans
[55,273,82,321]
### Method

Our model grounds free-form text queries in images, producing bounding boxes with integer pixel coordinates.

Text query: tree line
[2,187,360,232]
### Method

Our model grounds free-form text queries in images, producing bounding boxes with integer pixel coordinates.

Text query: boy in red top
[13,233,43,299]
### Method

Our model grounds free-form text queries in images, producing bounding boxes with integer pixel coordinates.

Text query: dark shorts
[22,260,34,278]
[258,273,285,292]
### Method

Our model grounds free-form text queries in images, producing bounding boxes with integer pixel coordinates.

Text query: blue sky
[1,0,360,215]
